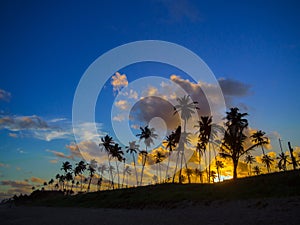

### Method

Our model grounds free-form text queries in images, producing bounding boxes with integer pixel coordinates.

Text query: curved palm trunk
[87,176,92,192]
[198,151,202,183]
[115,161,120,189]
[140,148,147,186]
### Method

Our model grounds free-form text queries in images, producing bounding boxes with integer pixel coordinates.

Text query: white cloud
[115,100,129,110]
[111,72,128,92]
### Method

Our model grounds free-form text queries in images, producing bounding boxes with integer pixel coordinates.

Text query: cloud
[1,180,32,189]
[49,118,67,123]
[112,114,126,122]
[49,159,58,164]
[0,115,49,131]
[8,132,18,138]
[111,72,128,92]
[30,177,46,184]
[115,100,130,110]
[0,89,11,102]
[33,129,71,141]
[0,162,9,168]
[46,149,74,160]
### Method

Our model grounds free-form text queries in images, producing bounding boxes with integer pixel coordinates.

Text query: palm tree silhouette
[100,135,115,189]
[220,108,260,180]
[136,126,158,185]
[261,154,274,173]
[210,170,217,183]
[215,160,224,182]
[61,161,72,192]
[253,165,261,175]
[194,168,203,183]
[277,152,289,171]
[244,154,256,176]
[173,95,199,183]
[48,178,54,191]
[251,130,269,156]
[126,141,140,186]
[74,160,87,191]
[110,143,124,188]
[185,168,194,183]
[154,151,166,183]
[97,164,107,191]
[87,164,96,192]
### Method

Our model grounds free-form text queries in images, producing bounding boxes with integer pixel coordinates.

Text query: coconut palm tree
[154,151,166,183]
[100,135,115,189]
[244,154,256,176]
[173,95,199,183]
[261,154,274,173]
[48,178,54,190]
[185,168,194,183]
[215,160,224,182]
[122,165,131,188]
[251,130,269,156]
[126,141,140,186]
[110,143,124,188]
[219,108,260,180]
[194,168,204,183]
[65,172,73,192]
[74,160,87,191]
[87,164,96,192]
[210,170,217,183]
[136,126,158,185]
[253,165,261,175]
[277,152,289,171]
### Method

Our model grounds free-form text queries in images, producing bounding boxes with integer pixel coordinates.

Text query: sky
[0,0,300,198]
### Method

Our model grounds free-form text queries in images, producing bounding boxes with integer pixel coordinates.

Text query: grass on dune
[17,170,300,208]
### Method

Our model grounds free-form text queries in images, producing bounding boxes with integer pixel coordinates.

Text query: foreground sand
[1,197,300,225]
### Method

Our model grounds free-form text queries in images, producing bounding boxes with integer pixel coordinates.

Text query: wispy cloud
[0,115,49,131]
[0,162,9,168]
[46,149,74,160]
[0,89,11,102]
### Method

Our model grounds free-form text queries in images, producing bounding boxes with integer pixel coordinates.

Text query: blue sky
[0,0,300,197]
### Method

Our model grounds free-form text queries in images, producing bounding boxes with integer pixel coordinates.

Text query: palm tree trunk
[132,155,139,186]
[233,158,238,180]
[165,151,172,182]
[173,150,180,183]
[107,155,114,190]
[115,161,120,189]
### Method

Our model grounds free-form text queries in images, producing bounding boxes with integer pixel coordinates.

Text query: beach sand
[1,197,299,225]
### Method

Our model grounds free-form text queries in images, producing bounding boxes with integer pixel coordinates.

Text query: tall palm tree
[173,95,199,183]
[126,141,140,186]
[210,170,217,183]
[261,154,274,173]
[251,130,269,156]
[219,108,260,180]
[110,143,124,188]
[61,161,72,191]
[244,154,256,176]
[253,165,261,175]
[65,172,73,192]
[122,165,131,188]
[100,135,115,189]
[48,178,54,191]
[74,160,87,191]
[136,126,158,185]
[87,164,96,192]
[154,151,166,183]
[215,160,224,182]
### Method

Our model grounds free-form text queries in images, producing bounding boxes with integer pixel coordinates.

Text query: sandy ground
[1,197,300,225]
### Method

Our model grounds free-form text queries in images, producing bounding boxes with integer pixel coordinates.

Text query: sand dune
[1,197,299,225]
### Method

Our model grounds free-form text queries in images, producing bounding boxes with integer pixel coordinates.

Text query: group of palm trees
[38,95,298,193]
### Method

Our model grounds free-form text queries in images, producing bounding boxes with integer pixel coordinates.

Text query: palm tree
[65,172,73,193]
[154,151,166,183]
[126,141,140,186]
[219,108,260,180]
[97,164,107,190]
[185,168,194,183]
[136,126,158,185]
[100,135,115,189]
[253,165,261,175]
[48,178,54,190]
[251,130,269,156]
[173,95,199,183]
[261,154,274,173]
[87,164,96,192]
[122,165,131,188]
[74,160,87,191]
[277,152,289,171]
[108,165,115,189]
[215,160,224,182]
[244,154,256,176]
[194,168,203,183]
[210,170,217,183]
[110,143,124,188]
